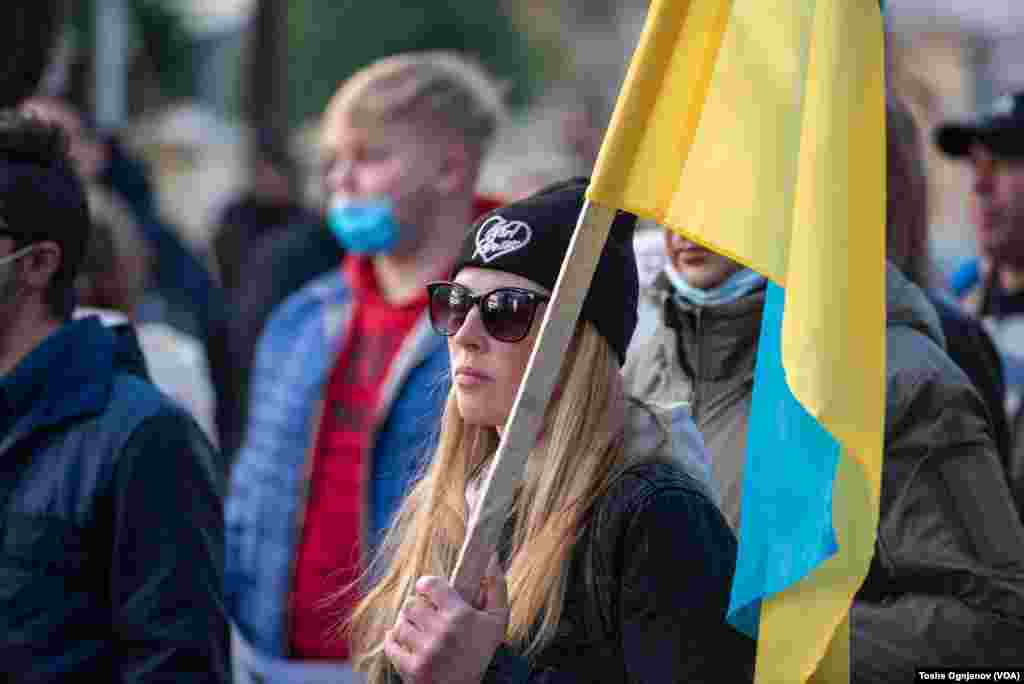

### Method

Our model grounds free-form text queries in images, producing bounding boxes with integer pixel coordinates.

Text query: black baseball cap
[935,91,1024,159]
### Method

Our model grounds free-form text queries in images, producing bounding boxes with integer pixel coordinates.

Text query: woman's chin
[455,395,506,430]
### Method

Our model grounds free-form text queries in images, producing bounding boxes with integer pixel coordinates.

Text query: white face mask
[0,244,34,296]
[0,244,34,268]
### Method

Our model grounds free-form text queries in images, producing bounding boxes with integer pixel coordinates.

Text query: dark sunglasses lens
[481,290,537,342]
[429,284,469,336]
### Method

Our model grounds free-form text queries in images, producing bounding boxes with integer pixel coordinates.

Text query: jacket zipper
[692,307,704,421]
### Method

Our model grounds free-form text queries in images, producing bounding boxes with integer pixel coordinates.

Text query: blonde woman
[347,179,755,683]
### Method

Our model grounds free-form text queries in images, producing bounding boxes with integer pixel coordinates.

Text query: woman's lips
[454,367,492,387]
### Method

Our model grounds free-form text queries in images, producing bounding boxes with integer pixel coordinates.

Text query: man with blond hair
[225,51,504,682]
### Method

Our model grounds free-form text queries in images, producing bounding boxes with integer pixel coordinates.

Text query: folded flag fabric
[586,1,886,682]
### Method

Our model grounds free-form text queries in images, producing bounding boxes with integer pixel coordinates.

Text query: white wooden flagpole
[450,199,619,600]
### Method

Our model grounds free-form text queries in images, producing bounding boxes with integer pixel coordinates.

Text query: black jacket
[928,291,1015,497]
[850,272,1024,680]
[221,217,343,460]
[483,434,755,683]
[0,317,230,682]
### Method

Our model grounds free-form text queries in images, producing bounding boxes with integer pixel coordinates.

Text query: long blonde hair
[347,322,641,682]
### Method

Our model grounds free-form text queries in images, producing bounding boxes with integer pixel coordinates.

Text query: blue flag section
[727,282,842,639]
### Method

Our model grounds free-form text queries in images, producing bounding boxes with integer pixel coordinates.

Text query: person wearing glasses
[225,52,504,682]
[346,178,756,683]
[0,112,229,679]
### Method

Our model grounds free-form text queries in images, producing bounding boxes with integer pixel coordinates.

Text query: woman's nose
[451,305,487,350]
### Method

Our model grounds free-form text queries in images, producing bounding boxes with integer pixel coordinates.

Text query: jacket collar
[884,262,945,349]
[650,269,767,315]
[0,316,123,453]
[648,271,766,383]
[300,266,449,427]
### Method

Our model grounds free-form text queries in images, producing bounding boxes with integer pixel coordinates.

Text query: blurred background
[12,0,1024,283]
[5,0,1023,463]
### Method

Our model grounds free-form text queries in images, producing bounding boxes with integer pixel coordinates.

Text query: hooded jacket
[623,272,763,527]
[624,263,1024,676]
[0,316,229,682]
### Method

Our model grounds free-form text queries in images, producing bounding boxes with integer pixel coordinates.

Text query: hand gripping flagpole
[449,200,618,601]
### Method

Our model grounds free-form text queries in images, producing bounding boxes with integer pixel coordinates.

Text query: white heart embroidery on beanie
[472,215,532,263]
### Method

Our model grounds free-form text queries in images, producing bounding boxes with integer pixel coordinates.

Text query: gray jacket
[624,272,762,527]
[624,264,1024,675]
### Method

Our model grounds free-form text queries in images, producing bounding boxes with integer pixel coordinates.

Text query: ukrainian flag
[586,1,886,682]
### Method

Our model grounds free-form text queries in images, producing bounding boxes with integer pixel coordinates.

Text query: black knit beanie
[451,177,639,364]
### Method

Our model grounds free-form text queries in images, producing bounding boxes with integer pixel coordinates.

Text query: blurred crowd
[2,5,1024,682]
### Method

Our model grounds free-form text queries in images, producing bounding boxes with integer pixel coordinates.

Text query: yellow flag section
[587,1,885,682]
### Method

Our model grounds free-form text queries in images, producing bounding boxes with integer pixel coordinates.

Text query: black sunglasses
[426,281,550,343]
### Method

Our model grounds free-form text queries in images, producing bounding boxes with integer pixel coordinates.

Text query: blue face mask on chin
[326,197,400,254]
[664,263,767,307]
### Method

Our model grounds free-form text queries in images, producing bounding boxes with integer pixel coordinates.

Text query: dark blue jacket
[0,317,230,682]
